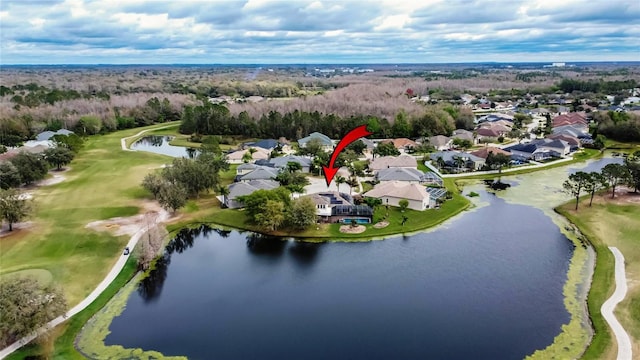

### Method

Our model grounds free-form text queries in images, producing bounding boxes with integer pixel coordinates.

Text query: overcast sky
[1,0,639,64]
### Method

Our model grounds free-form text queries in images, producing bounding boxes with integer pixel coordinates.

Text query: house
[470,147,511,159]
[381,138,417,153]
[547,134,581,151]
[363,181,432,211]
[504,139,569,161]
[451,129,475,143]
[245,139,280,152]
[236,163,262,176]
[225,180,279,209]
[430,151,485,171]
[269,155,312,173]
[226,148,271,164]
[428,135,452,151]
[35,129,74,142]
[303,192,372,223]
[552,113,587,128]
[375,167,443,186]
[369,154,417,172]
[477,113,514,124]
[298,132,333,151]
[552,124,590,139]
[239,166,279,182]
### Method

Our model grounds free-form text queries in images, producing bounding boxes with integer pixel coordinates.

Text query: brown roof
[470,147,510,159]
[363,181,429,202]
[476,128,501,137]
[369,154,418,171]
[547,133,580,146]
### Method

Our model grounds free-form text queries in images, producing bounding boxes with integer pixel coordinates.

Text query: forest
[1,63,640,145]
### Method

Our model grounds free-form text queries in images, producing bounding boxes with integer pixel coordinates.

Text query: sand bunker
[85,201,171,237]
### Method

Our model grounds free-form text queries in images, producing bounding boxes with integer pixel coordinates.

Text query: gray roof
[452,129,474,141]
[429,135,451,148]
[226,180,279,208]
[237,163,259,171]
[298,132,332,146]
[269,155,312,168]
[35,129,74,141]
[430,151,484,163]
[240,167,279,181]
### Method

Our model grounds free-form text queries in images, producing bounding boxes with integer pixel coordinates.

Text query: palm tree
[218,186,229,208]
[335,175,346,192]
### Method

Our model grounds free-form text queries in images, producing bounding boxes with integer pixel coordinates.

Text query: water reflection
[130,135,198,158]
[137,253,170,303]
[246,233,287,256]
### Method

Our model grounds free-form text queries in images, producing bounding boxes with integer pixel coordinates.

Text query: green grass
[557,199,640,359]
[6,257,139,360]
[0,124,170,307]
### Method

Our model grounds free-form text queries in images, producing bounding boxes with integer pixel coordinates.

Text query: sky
[1,0,639,64]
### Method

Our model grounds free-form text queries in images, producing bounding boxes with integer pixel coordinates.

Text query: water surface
[106,191,572,360]
[131,135,197,158]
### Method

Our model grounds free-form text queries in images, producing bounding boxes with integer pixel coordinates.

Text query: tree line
[563,152,640,210]
[557,79,638,94]
[179,101,464,141]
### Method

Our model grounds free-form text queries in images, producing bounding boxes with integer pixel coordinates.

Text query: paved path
[601,247,633,360]
[120,124,177,151]
[1,128,174,359]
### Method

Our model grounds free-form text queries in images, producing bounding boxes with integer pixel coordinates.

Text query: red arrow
[322,125,373,186]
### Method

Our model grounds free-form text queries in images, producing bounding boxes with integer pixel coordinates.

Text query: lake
[131,135,198,158]
[104,190,574,360]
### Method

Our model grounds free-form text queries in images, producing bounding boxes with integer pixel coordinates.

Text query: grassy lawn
[557,196,640,359]
[0,124,172,307]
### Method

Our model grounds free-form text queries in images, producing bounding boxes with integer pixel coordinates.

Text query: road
[601,247,633,360]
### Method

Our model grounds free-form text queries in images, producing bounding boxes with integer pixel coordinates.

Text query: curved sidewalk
[601,246,633,360]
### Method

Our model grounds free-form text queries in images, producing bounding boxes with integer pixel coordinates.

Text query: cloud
[0,0,638,64]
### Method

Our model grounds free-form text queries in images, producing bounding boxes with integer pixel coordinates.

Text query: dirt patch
[595,186,640,205]
[85,201,173,237]
[339,224,366,234]
[0,221,35,238]
[373,221,389,229]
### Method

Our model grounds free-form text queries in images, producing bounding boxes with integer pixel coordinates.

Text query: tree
[239,187,291,223]
[0,162,22,190]
[584,172,607,207]
[157,183,188,213]
[242,151,253,163]
[137,214,167,270]
[0,188,31,231]
[625,151,640,193]
[51,134,83,153]
[399,199,409,212]
[335,175,346,193]
[486,152,511,174]
[255,200,285,231]
[219,186,230,207]
[452,138,472,150]
[601,163,630,198]
[10,152,49,185]
[373,142,400,157]
[44,146,74,170]
[287,197,317,230]
[286,161,302,173]
[0,276,67,348]
[141,172,164,199]
[346,140,367,155]
[563,171,590,210]
[593,134,606,150]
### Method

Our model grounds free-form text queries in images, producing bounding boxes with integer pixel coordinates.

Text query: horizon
[1,0,639,65]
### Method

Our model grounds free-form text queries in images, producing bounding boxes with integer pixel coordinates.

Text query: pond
[103,190,574,360]
[131,135,198,158]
